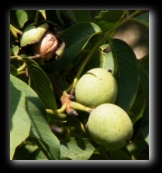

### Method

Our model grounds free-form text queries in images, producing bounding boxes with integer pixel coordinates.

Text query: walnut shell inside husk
[34,31,59,60]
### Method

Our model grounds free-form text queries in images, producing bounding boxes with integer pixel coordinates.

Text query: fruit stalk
[70,101,93,114]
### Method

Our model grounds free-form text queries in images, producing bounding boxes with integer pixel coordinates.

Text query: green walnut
[87,103,133,150]
[75,68,118,108]
[20,22,49,47]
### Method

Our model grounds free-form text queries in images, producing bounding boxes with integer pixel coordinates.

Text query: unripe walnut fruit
[75,68,118,108]
[87,103,133,150]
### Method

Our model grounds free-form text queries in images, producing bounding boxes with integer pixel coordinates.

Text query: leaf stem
[17,71,26,75]
[10,24,22,39]
[34,10,40,24]
[46,109,67,119]
[10,55,23,60]
[57,103,67,113]
[118,10,142,27]
[17,62,26,72]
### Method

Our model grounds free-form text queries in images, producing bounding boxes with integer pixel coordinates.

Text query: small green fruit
[20,23,49,47]
[75,68,118,108]
[87,103,133,150]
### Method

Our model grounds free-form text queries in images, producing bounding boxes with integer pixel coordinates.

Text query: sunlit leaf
[10,74,60,160]
[16,10,35,28]
[60,137,95,160]
[83,49,115,75]
[13,139,38,160]
[102,51,115,74]
[12,45,19,55]
[29,148,48,160]
[13,138,48,160]
[10,77,31,160]
[39,10,46,19]
[20,23,49,47]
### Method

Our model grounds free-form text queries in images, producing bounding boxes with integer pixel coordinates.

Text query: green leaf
[110,149,131,160]
[10,10,34,29]
[21,55,57,111]
[10,74,60,160]
[39,10,46,19]
[55,10,65,25]
[126,126,149,160]
[20,23,49,47]
[109,38,140,111]
[94,10,126,33]
[12,45,19,55]
[139,55,149,96]
[13,138,48,160]
[88,153,107,160]
[141,101,149,144]
[44,22,102,72]
[139,55,149,144]
[104,51,115,74]
[135,12,149,28]
[83,49,115,75]
[60,137,95,160]
[10,77,31,160]
[10,48,13,56]
[16,10,35,28]
[10,65,18,76]
[64,116,87,138]
[28,148,48,160]
[61,22,102,48]
[13,139,38,160]
[128,85,147,124]
[67,10,92,23]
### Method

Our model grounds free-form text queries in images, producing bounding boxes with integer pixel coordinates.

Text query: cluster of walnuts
[75,68,133,150]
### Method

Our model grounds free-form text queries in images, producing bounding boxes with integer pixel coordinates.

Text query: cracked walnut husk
[20,20,65,60]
